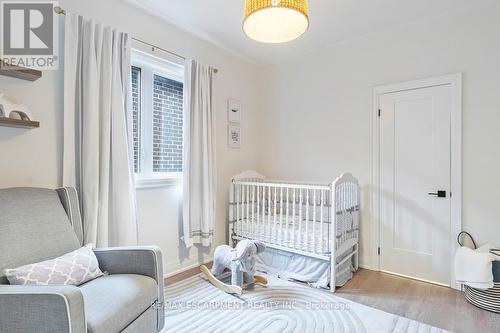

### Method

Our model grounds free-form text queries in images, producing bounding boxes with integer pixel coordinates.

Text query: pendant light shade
[243,0,309,43]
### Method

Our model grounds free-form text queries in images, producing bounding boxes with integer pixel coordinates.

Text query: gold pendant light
[243,0,309,43]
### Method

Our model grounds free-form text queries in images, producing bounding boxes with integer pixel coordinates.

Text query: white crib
[228,171,360,292]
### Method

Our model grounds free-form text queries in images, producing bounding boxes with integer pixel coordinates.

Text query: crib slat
[240,185,244,237]
[262,185,266,241]
[243,185,247,237]
[246,186,252,233]
[256,184,260,240]
[252,185,255,238]
[273,186,277,243]
[339,185,343,244]
[292,188,296,248]
[342,184,346,244]
[326,188,337,253]
[305,189,309,251]
[337,183,347,243]
[236,184,240,236]
[347,185,349,241]
[320,190,324,254]
[339,184,342,244]
[268,185,271,243]
[313,189,317,253]
[279,187,284,246]
[286,188,290,247]
[246,184,250,238]
[243,185,250,238]
[298,189,303,249]
[241,184,244,237]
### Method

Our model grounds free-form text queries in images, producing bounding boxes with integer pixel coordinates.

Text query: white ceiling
[125,0,481,66]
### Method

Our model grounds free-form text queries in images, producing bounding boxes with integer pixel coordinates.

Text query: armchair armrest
[0,285,86,333]
[93,246,165,331]
[93,246,163,283]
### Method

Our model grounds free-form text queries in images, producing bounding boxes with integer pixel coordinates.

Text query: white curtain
[182,60,216,248]
[63,13,137,247]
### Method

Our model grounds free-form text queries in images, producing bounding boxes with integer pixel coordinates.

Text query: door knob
[428,190,447,198]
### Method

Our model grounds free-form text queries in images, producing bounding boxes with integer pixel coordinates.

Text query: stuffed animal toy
[200,239,267,295]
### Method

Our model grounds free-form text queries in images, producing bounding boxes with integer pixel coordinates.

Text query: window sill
[135,176,181,189]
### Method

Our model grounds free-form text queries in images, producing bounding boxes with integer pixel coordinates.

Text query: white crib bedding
[255,247,354,289]
[233,215,358,255]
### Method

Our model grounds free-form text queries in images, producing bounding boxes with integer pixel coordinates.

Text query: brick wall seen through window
[152,74,184,172]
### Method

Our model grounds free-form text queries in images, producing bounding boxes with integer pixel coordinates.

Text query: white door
[379,84,451,285]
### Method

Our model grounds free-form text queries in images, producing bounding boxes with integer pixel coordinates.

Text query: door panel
[379,85,451,285]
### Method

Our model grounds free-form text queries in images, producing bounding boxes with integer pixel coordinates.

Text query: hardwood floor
[336,268,500,333]
[165,261,212,285]
[165,266,500,333]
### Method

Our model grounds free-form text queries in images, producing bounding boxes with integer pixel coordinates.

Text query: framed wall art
[227,99,241,124]
[228,125,241,149]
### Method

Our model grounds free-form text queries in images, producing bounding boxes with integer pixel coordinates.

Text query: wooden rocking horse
[200,239,268,295]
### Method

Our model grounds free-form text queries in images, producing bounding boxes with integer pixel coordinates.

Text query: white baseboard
[359,264,375,270]
[163,257,213,279]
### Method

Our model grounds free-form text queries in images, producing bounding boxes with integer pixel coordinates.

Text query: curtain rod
[53,6,218,73]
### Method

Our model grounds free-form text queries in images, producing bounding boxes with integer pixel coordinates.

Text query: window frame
[131,65,142,175]
[131,49,185,188]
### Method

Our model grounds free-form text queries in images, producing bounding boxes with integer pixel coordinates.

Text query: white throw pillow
[4,244,104,286]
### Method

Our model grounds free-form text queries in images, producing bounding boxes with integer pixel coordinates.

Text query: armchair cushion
[79,274,157,333]
[4,244,104,286]
[93,246,165,331]
[0,188,80,284]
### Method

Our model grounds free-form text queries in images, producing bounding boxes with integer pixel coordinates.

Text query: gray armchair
[0,187,165,333]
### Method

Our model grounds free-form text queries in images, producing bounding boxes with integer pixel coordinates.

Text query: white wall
[0,72,63,187]
[255,1,500,267]
[0,0,260,275]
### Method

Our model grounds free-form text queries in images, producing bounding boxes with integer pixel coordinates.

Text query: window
[131,49,184,187]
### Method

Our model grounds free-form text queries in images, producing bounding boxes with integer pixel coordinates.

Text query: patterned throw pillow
[4,244,104,286]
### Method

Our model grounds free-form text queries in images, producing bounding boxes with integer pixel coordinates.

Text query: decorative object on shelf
[227,98,241,123]
[0,93,32,119]
[8,110,30,121]
[243,0,309,43]
[228,125,241,149]
[0,93,39,128]
[0,60,42,81]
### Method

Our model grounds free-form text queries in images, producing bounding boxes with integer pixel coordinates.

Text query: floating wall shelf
[0,117,40,129]
[0,61,42,81]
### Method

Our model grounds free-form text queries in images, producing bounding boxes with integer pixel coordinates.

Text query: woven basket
[463,262,500,313]
[464,283,500,313]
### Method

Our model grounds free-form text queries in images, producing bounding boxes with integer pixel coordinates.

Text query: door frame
[370,73,462,289]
